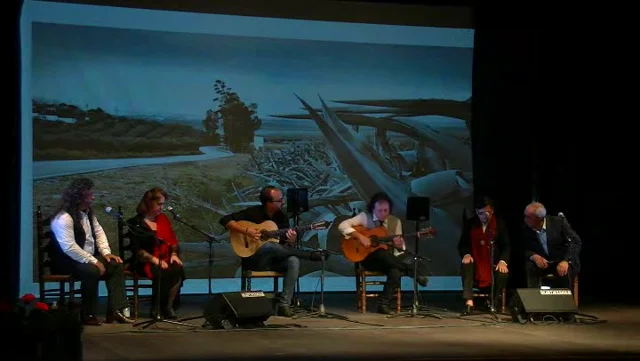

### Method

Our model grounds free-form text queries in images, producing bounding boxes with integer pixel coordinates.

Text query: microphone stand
[558,212,575,297]
[133,236,195,329]
[291,211,303,310]
[487,239,500,320]
[388,219,444,320]
[294,248,371,325]
[170,212,219,327]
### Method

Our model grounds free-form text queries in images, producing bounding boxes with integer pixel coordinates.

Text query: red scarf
[470,216,496,288]
[143,213,179,279]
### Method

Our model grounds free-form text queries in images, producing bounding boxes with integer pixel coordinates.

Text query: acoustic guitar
[341,225,436,263]
[230,220,330,258]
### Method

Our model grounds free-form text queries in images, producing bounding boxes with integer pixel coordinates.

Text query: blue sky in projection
[31,23,473,124]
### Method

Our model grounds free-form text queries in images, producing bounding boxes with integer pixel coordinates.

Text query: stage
[82,292,639,361]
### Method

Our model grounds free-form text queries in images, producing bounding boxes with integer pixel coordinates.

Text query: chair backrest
[116,206,136,268]
[35,205,55,280]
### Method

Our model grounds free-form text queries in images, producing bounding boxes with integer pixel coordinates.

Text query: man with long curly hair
[49,177,133,325]
[338,191,428,314]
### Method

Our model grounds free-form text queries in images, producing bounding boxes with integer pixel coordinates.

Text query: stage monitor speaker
[510,288,578,323]
[406,196,430,221]
[286,187,309,213]
[203,291,274,329]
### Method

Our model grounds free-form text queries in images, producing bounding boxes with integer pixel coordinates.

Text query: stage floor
[83,292,640,361]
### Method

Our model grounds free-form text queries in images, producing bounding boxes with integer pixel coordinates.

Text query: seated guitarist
[220,185,329,317]
[338,192,428,314]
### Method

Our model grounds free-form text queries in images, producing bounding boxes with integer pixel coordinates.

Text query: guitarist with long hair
[338,192,428,314]
[220,186,329,317]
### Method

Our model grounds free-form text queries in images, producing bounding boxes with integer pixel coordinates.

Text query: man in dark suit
[522,202,582,289]
[458,196,510,314]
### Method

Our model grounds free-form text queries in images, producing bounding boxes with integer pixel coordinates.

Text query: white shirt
[338,212,406,256]
[51,211,112,264]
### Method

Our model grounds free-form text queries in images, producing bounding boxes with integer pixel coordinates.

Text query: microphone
[166,206,181,219]
[104,206,123,219]
[558,212,573,248]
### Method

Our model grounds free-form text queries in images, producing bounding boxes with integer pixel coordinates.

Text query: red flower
[34,302,49,311]
[21,294,36,304]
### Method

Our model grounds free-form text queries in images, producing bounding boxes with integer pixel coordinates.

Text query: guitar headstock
[309,221,331,230]
[417,227,437,238]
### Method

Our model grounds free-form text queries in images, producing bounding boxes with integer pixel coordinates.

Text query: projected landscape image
[31,22,474,281]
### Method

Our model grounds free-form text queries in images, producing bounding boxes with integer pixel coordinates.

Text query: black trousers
[460,262,508,301]
[525,260,574,289]
[149,263,183,312]
[361,249,428,305]
[53,255,128,316]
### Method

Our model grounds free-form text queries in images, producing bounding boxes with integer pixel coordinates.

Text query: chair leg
[273,277,278,293]
[133,278,139,320]
[396,288,401,313]
[59,281,65,304]
[361,275,367,313]
[501,289,506,313]
[39,281,45,302]
[573,277,579,307]
[69,281,75,305]
[355,275,362,312]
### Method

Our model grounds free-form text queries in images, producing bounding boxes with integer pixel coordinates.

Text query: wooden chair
[355,263,402,313]
[240,267,284,293]
[543,273,580,307]
[35,206,78,305]
[472,287,507,313]
[116,207,153,319]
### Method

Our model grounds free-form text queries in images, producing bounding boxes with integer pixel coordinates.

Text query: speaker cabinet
[510,288,578,323]
[204,291,274,329]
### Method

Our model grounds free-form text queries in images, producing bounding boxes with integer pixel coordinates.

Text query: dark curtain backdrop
[472,6,634,303]
[6,2,633,304]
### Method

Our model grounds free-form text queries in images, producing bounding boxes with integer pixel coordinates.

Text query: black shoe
[83,314,102,326]
[277,306,294,317]
[461,304,474,316]
[163,308,178,320]
[377,304,393,315]
[112,309,135,324]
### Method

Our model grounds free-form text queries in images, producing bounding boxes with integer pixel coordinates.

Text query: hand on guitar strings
[392,236,404,249]
[286,229,297,242]
[357,234,372,247]
[246,227,262,241]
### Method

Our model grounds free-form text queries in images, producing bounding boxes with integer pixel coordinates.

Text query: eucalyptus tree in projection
[212,80,262,153]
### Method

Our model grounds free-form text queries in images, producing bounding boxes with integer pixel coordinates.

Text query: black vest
[49,209,98,269]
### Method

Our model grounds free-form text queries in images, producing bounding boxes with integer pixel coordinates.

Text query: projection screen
[20,0,475,296]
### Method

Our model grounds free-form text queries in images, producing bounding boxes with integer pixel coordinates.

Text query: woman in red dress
[127,187,183,319]
[458,196,510,314]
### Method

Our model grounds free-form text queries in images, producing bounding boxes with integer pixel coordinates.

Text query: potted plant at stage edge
[0,294,83,361]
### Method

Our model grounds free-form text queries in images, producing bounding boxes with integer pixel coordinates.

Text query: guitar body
[230,220,280,258]
[341,225,391,263]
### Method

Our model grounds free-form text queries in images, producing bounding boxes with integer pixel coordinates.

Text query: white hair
[525,202,547,218]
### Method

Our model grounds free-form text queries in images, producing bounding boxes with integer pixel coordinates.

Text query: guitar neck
[375,231,424,244]
[263,224,312,239]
